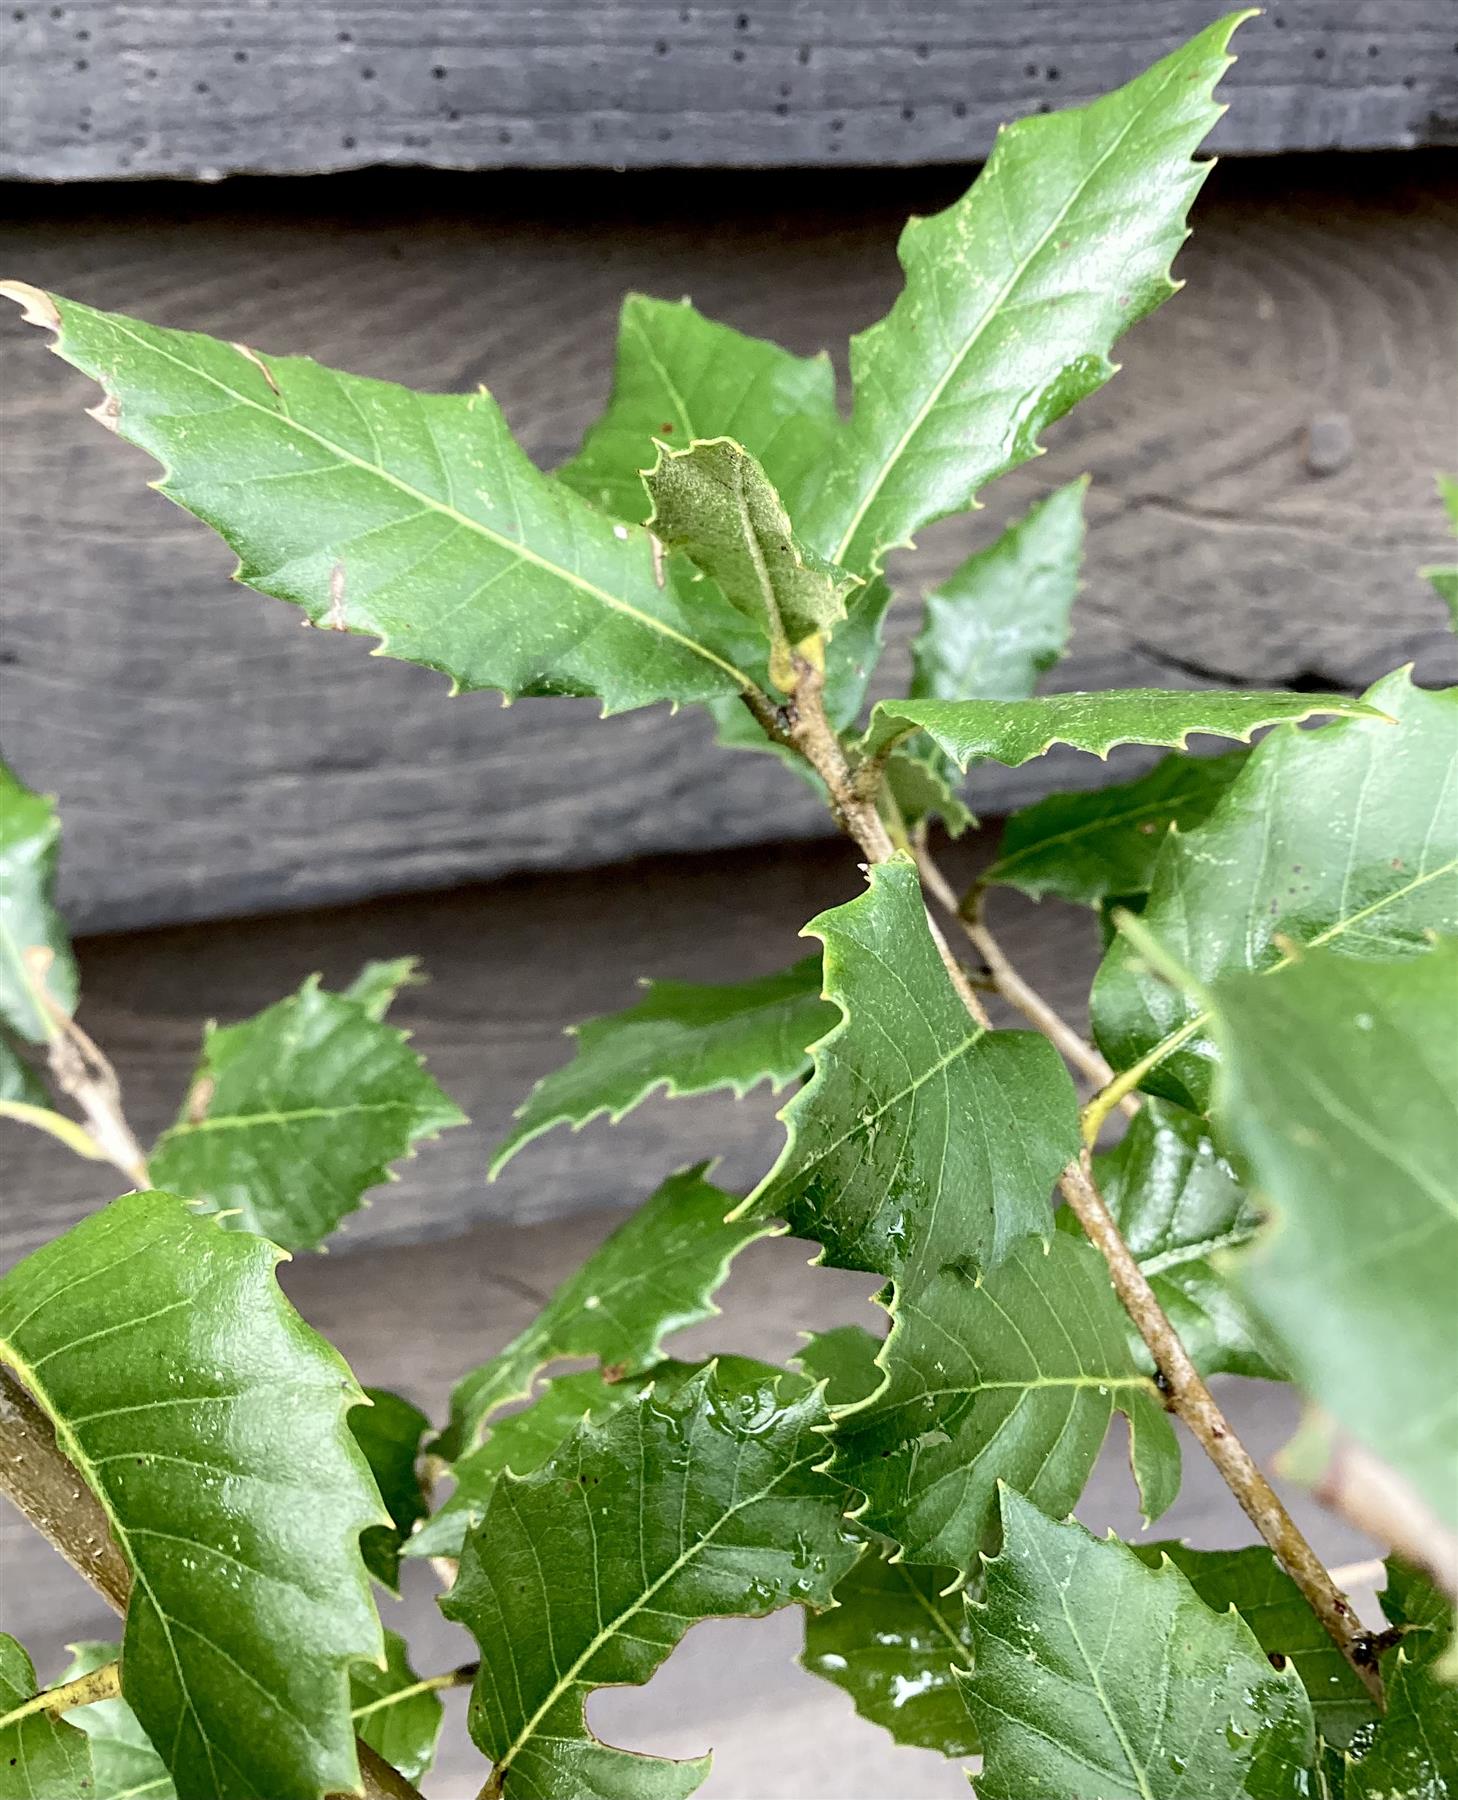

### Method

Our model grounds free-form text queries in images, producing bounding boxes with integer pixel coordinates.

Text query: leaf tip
[0,280,60,332]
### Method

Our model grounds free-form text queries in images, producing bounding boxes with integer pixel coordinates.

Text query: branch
[746,692,1381,1702]
[0,1365,425,1800]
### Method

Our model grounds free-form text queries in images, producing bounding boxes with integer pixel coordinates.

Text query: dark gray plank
[0,829,1108,1265]
[1,158,1454,933]
[2,0,1454,179]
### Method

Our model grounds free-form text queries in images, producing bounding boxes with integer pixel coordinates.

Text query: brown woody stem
[0,1365,425,1800]
[756,688,1381,1703]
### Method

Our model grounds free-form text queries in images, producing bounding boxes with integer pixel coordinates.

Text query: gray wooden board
[1,1,1454,180]
[1,156,1454,934]
[1,1207,1385,1798]
[0,828,1112,1264]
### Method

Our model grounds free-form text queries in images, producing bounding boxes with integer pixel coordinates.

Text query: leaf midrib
[85,311,759,695]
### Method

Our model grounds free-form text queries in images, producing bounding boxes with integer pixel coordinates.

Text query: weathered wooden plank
[0,831,1109,1265]
[2,0,1453,179]
[2,158,1453,932]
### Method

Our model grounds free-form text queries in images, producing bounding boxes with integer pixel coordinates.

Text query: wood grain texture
[0,829,1110,1264]
[2,157,1454,933]
[1,0,1454,180]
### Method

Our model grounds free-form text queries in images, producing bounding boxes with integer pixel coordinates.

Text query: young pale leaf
[1061,1098,1279,1380]
[910,478,1087,706]
[643,439,855,684]
[351,1386,431,1593]
[794,16,1246,578]
[0,1635,95,1800]
[340,956,424,1022]
[981,749,1248,908]
[1419,471,1458,625]
[1092,670,1458,1112]
[860,687,1369,768]
[964,1489,1316,1800]
[559,294,839,528]
[801,1548,978,1758]
[1215,942,1458,1536]
[443,1360,860,1800]
[834,1233,1178,1570]
[149,971,465,1252]
[0,1191,386,1800]
[1,286,763,715]
[0,759,76,1044]
[1130,1547,1378,1749]
[746,856,1079,1297]
[60,1641,174,1800]
[438,1166,771,1459]
[409,1367,664,1561]
[491,954,834,1176]
[349,1629,445,1787]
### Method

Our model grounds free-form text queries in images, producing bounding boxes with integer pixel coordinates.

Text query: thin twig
[762,692,1380,1701]
[0,1366,427,1800]
[0,1658,120,1731]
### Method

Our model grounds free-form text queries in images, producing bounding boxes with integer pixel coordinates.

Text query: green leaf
[442,1360,859,1800]
[0,1191,386,1800]
[149,971,465,1252]
[340,957,424,1022]
[801,1548,979,1758]
[409,1367,664,1561]
[349,1629,445,1786]
[860,687,1371,768]
[1213,942,1458,1536]
[491,955,835,1176]
[981,749,1248,907]
[880,751,975,840]
[0,1035,49,1109]
[0,759,76,1045]
[964,1488,1317,1800]
[1348,1653,1457,1799]
[59,1641,174,1800]
[747,856,1079,1297]
[2,286,764,716]
[437,1166,771,1460]
[559,294,839,529]
[910,478,1086,706]
[793,16,1247,578]
[833,1233,1178,1570]
[643,438,855,686]
[1419,472,1458,627]
[792,1326,884,1410]
[1092,670,1458,1112]
[351,1386,430,1594]
[1061,1097,1279,1380]
[1129,1547,1378,1749]
[0,1635,95,1800]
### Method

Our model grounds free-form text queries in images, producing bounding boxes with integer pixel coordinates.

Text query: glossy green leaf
[349,1629,445,1786]
[910,478,1086,707]
[409,1367,665,1561]
[792,1326,884,1410]
[2,286,764,715]
[438,1166,771,1459]
[0,759,76,1045]
[0,1191,386,1800]
[880,751,975,839]
[442,1360,860,1800]
[964,1488,1316,1800]
[1092,670,1458,1112]
[491,955,835,1176]
[1129,1547,1378,1749]
[0,1635,95,1800]
[149,971,465,1252]
[1419,472,1458,626]
[860,687,1369,768]
[559,294,839,529]
[644,438,855,683]
[981,749,1248,907]
[351,1386,431,1594]
[794,16,1245,578]
[746,856,1079,1297]
[834,1232,1178,1570]
[1215,942,1458,1535]
[801,1548,978,1758]
[1061,1098,1280,1380]
[1349,1648,1458,1799]
[59,1642,174,1800]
